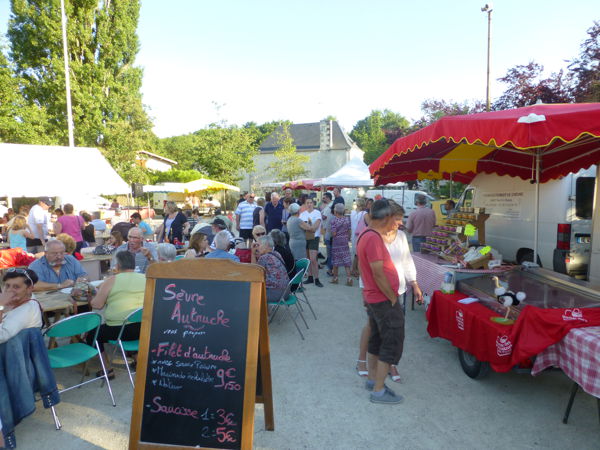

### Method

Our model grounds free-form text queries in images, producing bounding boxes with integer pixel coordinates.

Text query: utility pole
[60,0,75,146]
[481,4,493,112]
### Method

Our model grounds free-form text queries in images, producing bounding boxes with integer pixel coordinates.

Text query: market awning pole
[588,162,600,284]
[533,151,540,264]
[60,0,75,147]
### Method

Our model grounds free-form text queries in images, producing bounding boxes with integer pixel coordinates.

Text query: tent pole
[533,151,540,264]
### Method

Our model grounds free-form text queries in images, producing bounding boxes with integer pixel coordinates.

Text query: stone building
[243,119,364,192]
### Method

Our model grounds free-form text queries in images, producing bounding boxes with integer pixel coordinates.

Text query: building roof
[259,121,354,152]
[137,150,178,165]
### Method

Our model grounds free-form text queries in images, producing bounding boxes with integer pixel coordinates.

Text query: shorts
[306,238,319,251]
[239,229,253,240]
[366,299,405,365]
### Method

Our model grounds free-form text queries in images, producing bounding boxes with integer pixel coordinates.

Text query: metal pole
[533,151,540,264]
[482,4,493,112]
[587,163,600,283]
[60,0,75,147]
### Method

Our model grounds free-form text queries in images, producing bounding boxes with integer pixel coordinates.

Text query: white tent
[0,143,130,197]
[315,157,386,187]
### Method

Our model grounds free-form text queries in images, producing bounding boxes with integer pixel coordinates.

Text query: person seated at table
[209,218,234,250]
[7,215,34,250]
[80,212,96,248]
[205,231,240,262]
[90,212,107,232]
[111,227,157,274]
[28,240,87,292]
[269,229,295,278]
[251,235,289,302]
[107,230,124,252]
[213,208,233,232]
[157,243,176,262]
[56,233,83,260]
[252,225,266,242]
[0,268,42,344]
[184,232,209,259]
[131,212,153,240]
[88,251,145,379]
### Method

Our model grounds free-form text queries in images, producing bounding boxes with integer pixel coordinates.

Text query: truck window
[575,177,595,219]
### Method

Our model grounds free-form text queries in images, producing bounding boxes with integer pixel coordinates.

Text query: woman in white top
[355,202,423,382]
[0,268,42,344]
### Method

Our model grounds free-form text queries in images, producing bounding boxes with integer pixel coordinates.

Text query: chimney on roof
[320,120,333,151]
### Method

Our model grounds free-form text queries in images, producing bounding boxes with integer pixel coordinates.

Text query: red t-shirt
[357,229,399,304]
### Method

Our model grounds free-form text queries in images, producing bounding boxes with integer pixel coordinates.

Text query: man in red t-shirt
[357,199,409,404]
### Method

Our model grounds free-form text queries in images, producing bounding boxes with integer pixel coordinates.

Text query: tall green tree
[7,0,154,182]
[569,21,600,102]
[0,49,53,144]
[350,109,410,164]
[267,123,309,181]
[413,99,486,130]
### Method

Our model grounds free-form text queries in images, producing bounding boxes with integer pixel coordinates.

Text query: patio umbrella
[282,179,322,191]
[370,103,600,262]
[183,178,240,193]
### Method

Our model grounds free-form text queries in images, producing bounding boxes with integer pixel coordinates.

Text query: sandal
[96,368,115,380]
[389,365,401,383]
[330,277,339,284]
[346,278,353,287]
[356,360,368,377]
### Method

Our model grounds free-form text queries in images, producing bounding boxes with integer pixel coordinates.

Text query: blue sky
[0,0,598,138]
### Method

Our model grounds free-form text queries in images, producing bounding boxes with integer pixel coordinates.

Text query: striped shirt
[235,201,258,230]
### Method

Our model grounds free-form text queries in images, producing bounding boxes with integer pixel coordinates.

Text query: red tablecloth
[0,248,35,269]
[427,291,600,372]
[533,326,600,399]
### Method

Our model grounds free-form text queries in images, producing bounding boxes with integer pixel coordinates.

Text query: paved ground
[13,272,600,449]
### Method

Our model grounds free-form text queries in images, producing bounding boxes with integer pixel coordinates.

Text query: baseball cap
[210,217,227,229]
[39,196,54,206]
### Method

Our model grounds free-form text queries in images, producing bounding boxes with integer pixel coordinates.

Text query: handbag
[235,248,252,263]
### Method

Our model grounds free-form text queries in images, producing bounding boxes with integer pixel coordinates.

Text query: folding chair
[108,307,143,388]
[293,258,317,319]
[268,269,310,340]
[45,312,116,429]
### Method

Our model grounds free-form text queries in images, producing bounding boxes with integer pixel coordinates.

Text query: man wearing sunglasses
[28,240,87,291]
[235,193,258,241]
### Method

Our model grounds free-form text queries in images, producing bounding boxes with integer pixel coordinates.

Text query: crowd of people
[0,188,438,444]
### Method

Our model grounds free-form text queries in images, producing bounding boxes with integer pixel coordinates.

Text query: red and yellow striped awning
[370,103,600,185]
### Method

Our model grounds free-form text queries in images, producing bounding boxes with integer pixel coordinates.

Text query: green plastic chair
[268,268,309,340]
[108,307,143,388]
[293,258,317,320]
[45,312,116,429]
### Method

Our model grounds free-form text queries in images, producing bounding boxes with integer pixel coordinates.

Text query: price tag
[479,245,492,255]
[456,226,463,234]
[464,224,476,236]
[474,207,481,214]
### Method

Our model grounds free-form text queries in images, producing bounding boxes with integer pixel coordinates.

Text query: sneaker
[370,387,404,404]
[315,279,324,288]
[304,276,314,284]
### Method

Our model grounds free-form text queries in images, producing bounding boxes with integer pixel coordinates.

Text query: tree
[412,99,486,130]
[350,109,410,164]
[267,123,309,181]
[0,50,53,144]
[148,168,205,184]
[569,21,600,102]
[6,0,155,182]
[493,62,573,110]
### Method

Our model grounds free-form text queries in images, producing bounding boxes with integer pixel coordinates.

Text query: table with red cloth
[532,326,600,399]
[426,290,600,373]
[412,252,513,298]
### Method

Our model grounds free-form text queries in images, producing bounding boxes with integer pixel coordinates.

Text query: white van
[364,189,435,217]
[456,167,597,278]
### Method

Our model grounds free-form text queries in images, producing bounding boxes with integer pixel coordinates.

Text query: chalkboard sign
[129,259,274,450]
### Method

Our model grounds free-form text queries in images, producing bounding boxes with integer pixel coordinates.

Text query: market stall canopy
[183,178,240,193]
[316,157,376,187]
[282,179,322,191]
[0,143,130,197]
[370,103,600,185]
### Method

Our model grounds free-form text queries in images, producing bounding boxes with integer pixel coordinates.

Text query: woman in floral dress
[330,203,353,286]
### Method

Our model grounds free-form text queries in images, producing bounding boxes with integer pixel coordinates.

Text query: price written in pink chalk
[215,368,241,391]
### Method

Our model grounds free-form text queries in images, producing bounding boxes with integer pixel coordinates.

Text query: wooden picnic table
[35,290,89,348]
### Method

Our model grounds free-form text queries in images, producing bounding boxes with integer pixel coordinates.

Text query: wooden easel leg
[258,293,275,431]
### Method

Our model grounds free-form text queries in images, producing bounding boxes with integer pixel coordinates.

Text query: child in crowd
[8,215,34,250]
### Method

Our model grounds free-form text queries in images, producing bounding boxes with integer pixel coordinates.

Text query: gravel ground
[13,270,600,449]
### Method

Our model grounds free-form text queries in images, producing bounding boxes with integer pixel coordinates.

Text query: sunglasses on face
[255,232,265,236]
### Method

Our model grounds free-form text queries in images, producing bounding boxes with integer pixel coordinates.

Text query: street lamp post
[60,0,75,147]
[481,4,493,112]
